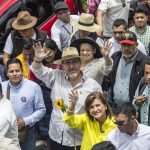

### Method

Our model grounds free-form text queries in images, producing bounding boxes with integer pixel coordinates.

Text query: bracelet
[34,58,42,63]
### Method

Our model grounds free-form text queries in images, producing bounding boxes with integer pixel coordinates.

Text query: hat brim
[53,56,80,64]
[70,38,102,58]
[120,40,136,45]
[71,20,100,32]
[12,16,37,30]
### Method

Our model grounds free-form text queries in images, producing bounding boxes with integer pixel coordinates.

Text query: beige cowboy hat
[53,47,80,64]
[12,11,37,30]
[71,13,100,32]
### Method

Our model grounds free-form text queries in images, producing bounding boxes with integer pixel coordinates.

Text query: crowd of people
[0,0,150,150]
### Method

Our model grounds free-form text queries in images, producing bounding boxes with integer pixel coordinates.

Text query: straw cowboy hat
[53,47,80,64]
[12,11,37,30]
[71,13,100,32]
[70,37,102,58]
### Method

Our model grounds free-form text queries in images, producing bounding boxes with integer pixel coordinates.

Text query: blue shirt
[1,78,46,126]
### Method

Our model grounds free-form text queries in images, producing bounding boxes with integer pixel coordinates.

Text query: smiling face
[44,47,56,63]
[62,58,81,80]
[7,63,23,86]
[89,98,107,121]
[80,43,95,63]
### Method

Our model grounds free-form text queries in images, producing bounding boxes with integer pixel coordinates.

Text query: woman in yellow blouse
[63,91,116,150]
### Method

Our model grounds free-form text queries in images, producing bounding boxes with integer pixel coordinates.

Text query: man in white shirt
[96,0,130,39]
[107,102,150,150]
[51,2,78,51]
[0,83,20,149]
[31,44,102,150]
[109,19,147,57]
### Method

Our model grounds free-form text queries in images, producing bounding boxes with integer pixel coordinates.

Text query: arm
[96,10,105,37]
[0,117,10,136]
[3,33,13,66]
[23,84,46,126]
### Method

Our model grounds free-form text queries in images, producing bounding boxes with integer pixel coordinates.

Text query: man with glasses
[51,1,79,51]
[109,19,147,57]
[3,11,47,66]
[132,58,150,126]
[106,102,150,150]
[31,44,102,150]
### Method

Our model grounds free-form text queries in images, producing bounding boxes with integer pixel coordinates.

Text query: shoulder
[23,78,40,89]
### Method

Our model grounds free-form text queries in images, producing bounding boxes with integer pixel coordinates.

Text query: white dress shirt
[31,65,102,146]
[106,123,150,150]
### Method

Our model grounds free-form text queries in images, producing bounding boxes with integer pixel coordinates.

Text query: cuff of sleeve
[30,64,44,74]
[23,117,31,126]
[132,99,139,110]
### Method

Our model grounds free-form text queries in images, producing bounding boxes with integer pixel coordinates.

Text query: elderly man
[51,1,78,51]
[1,58,46,150]
[107,102,150,150]
[31,43,102,150]
[109,31,147,107]
[3,11,47,66]
[132,58,150,125]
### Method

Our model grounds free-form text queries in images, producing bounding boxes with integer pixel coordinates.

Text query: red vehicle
[0,0,82,62]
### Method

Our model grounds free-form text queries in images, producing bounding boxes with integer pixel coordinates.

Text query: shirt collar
[9,77,24,89]
[135,25,147,34]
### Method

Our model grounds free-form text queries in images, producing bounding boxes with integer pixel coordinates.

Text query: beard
[68,72,79,80]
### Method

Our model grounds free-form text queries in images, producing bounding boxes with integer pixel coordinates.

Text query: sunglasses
[113,121,128,126]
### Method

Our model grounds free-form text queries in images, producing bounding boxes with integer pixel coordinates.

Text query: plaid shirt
[129,25,150,55]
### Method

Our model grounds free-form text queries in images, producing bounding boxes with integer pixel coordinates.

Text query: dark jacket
[11,28,47,58]
[110,50,147,105]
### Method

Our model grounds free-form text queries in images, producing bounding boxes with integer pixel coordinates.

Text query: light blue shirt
[113,55,136,103]
[1,78,46,126]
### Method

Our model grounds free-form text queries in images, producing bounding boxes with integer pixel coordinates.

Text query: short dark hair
[145,57,150,66]
[22,38,34,51]
[44,38,62,60]
[134,5,148,16]
[6,58,23,71]
[91,141,116,150]
[112,19,128,30]
[113,102,136,118]
[85,92,112,121]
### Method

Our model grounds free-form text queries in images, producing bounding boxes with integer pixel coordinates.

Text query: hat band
[78,21,94,26]
[62,54,79,59]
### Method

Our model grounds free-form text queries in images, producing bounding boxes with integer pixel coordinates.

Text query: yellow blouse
[63,113,116,150]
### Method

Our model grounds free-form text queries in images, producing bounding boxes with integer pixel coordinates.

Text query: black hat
[53,2,69,13]
[70,37,102,58]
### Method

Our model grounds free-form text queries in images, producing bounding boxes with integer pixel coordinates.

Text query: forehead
[134,12,147,17]
[113,25,126,31]
[115,113,129,121]
[7,63,21,70]
[145,64,150,71]
[63,58,80,63]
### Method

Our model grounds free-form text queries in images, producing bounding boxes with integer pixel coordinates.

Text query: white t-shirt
[98,0,130,37]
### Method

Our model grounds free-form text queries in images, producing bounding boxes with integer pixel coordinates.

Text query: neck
[81,58,94,66]
[126,120,138,135]
[69,73,82,87]
[97,114,107,126]
[136,25,146,33]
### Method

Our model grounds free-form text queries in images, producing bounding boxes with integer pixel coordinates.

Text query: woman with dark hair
[30,38,62,143]
[63,91,116,150]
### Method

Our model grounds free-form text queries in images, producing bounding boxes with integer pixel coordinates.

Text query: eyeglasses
[56,10,68,16]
